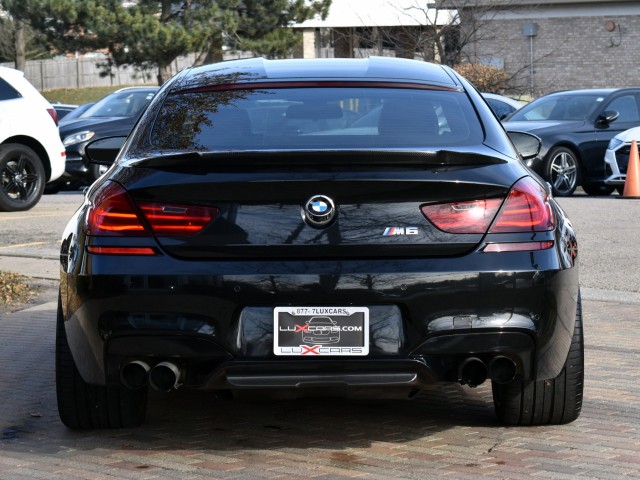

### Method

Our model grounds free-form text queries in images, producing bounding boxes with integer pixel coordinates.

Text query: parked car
[51,87,158,190]
[52,102,79,120]
[58,102,94,123]
[57,57,582,429]
[0,66,66,211]
[503,88,640,196]
[481,92,524,120]
[604,125,640,192]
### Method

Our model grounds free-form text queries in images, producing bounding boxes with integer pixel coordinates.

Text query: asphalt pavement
[1,190,639,479]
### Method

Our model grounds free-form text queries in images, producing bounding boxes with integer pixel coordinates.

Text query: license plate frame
[273,306,369,356]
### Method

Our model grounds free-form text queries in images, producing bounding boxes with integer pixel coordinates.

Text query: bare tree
[325,1,559,96]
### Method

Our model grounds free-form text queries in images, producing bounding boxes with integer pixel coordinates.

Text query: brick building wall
[468,11,640,96]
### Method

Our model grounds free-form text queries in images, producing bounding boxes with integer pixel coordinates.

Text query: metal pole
[529,36,534,97]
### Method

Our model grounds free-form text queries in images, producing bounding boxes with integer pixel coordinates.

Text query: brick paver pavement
[1,295,639,479]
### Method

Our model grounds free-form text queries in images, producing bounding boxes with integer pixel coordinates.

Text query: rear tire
[492,293,583,425]
[56,294,148,429]
[581,182,615,196]
[0,144,46,211]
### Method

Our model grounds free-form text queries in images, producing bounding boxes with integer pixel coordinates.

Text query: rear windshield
[149,86,483,151]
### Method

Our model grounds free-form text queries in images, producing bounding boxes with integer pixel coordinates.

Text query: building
[296,0,456,60]
[296,0,640,96]
[460,0,640,95]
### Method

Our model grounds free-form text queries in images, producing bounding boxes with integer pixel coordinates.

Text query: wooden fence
[1,54,197,91]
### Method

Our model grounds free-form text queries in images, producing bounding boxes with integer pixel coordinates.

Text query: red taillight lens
[138,203,218,236]
[87,181,218,237]
[421,198,502,234]
[421,177,554,235]
[489,177,555,233]
[87,182,149,236]
[87,246,157,255]
[47,108,59,126]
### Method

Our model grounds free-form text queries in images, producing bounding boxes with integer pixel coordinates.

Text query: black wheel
[616,185,625,195]
[56,294,148,429]
[0,144,46,211]
[544,146,580,197]
[581,182,615,196]
[492,292,584,425]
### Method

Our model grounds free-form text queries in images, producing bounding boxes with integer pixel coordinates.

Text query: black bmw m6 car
[57,57,582,429]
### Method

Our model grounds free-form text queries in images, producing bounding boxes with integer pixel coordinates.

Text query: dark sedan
[52,87,158,190]
[504,88,640,196]
[57,57,582,429]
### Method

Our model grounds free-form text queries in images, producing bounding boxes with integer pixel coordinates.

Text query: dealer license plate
[273,306,369,356]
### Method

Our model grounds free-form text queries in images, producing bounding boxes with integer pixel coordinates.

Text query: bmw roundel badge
[303,194,336,227]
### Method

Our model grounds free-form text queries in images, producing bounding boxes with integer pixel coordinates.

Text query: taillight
[87,182,149,236]
[421,198,502,234]
[488,177,554,233]
[421,177,554,235]
[47,108,59,126]
[87,181,218,238]
[138,203,218,236]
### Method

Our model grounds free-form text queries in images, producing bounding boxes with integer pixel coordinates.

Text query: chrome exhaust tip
[488,356,517,384]
[458,357,488,387]
[149,361,182,392]
[120,360,150,390]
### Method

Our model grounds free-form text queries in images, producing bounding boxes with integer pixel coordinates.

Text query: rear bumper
[60,247,579,390]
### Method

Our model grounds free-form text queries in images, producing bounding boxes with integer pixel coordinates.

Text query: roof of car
[0,66,24,79]
[114,86,160,93]
[172,57,463,92]
[545,88,636,97]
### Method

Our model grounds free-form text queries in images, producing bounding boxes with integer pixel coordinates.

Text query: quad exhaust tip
[121,360,182,391]
[488,356,517,384]
[458,357,488,387]
[120,360,150,390]
[149,361,182,392]
[458,356,517,387]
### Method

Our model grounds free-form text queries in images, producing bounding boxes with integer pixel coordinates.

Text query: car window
[148,87,483,151]
[485,98,515,119]
[509,93,603,121]
[607,95,640,123]
[82,90,156,118]
[0,77,22,101]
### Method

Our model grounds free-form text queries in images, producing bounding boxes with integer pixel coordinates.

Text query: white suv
[604,125,640,192]
[0,66,66,211]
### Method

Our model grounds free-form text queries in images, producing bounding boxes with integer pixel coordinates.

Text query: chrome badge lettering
[383,227,419,236]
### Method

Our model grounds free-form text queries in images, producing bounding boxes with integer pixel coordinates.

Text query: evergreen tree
[5,0,330,84]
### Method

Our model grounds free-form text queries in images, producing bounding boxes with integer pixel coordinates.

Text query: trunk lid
[117,150,517,259]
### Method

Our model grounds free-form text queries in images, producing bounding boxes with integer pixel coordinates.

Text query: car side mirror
[85,136,127,165]
[507,131,542,161]
[597,110,619,126]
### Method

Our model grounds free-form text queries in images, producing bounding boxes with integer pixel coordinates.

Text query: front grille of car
[615,146,630,174]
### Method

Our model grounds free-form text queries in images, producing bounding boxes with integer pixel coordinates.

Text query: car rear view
[57,57,582,429]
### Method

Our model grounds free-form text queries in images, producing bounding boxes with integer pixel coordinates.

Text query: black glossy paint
[60,57,579,394]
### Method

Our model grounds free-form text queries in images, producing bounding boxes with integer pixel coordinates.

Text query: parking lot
[1,192,639,479]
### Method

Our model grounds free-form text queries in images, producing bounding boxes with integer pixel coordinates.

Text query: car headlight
[63,130,96,147]
[607,137,624,151]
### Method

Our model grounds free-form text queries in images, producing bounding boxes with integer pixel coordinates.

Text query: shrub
[454,63,510,93]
